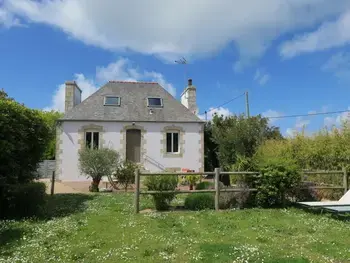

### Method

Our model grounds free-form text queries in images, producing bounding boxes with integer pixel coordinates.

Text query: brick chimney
[180,79,198,115]
[65,81,82,112]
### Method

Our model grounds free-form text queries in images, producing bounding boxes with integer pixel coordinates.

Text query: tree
[208,114,283,185]
[38,110,63,160]
[0,95,51,185]
[204,122,219,171]
[112,160,137,192]
[78,148,120,192]
[0,89,13,100]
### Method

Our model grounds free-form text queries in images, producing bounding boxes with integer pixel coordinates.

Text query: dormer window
[104,96,120,106]
[147,97,163,107]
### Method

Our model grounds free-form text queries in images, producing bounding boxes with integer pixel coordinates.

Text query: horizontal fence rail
[134,168,349,213]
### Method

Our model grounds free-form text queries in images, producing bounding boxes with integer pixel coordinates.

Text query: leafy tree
[256,123,350,171]
[0,89,13,100]
[38,110,63,160]
[78,148,120,192]
[113,160,137,192]
[144,175,178,211]
[204,122,219,171]
[0,95,51,185]
[208,114,283,185]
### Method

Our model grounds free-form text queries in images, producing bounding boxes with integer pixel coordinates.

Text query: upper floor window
[166,132,179,153]
[104,96,120,106]
[147,97,163,107]
[85,131,99,149]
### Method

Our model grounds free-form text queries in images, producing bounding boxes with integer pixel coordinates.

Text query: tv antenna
[175,57,188,86]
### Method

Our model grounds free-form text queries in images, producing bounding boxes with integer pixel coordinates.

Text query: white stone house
[56,79,204,181]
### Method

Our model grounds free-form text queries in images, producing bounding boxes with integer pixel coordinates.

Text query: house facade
[56,79,204,181]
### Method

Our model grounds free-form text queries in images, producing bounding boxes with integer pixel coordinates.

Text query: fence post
[134,169,140,214]
[343,167,348,194]
[215,168,220,211]
[50,171,55,196]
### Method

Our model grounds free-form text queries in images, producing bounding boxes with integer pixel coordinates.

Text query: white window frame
[104,96,121,106]
[166,131,179,153]
[85,131,100,149]
[147,97,163,108]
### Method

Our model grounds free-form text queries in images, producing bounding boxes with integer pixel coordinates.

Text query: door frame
[120,125,147,163]
[126,129,141,163]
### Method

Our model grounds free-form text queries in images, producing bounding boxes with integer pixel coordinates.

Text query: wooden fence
[134,168,349,213]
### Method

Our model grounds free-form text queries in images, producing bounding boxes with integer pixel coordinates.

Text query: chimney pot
[188,79,192,86]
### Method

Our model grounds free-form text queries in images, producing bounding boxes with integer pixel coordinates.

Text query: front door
[126,129,141,162]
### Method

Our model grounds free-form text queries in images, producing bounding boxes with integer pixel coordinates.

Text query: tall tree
[208,114,283,185]
[0,93,51,184]
[38,110,63,160]
[204,122,219,172]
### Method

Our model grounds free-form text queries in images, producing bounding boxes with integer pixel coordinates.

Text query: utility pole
[175,57,187,86]
[245,91,250,118]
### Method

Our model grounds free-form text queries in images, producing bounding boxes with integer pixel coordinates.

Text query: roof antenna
[175,57,187,87]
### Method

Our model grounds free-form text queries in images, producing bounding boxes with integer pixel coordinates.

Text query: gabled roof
[60,81,204,123]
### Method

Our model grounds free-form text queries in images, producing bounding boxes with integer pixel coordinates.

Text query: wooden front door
[126,129,141,162]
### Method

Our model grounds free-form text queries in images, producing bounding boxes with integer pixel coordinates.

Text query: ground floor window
[166,132,179,153]
[85,131,99,149]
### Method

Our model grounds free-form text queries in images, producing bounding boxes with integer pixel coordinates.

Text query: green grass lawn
[1,193,349,263]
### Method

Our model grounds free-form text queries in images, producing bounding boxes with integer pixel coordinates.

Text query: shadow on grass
[0,194,94,253]
[0,226,26,253]
[292,203,350,222]
[43,193,95,219]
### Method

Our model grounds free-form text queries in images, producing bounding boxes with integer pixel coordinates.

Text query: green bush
[195,181,214,190]
[144,175,178,211]
[255,162,302,207]
[0,182,47,219]
[185,175,201,190]
[79,148,120,192]
[113,161,137,192]
[184,193,214,210]
[0,95,51,185]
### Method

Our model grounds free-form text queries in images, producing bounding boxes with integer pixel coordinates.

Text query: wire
[202,92,245,115]
[266,110,350,119]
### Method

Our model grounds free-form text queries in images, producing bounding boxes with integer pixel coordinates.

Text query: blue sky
[2,0,350,136]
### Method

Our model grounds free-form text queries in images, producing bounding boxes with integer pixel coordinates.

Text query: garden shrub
[255,162,302,207]
[185,175,201,190]
[184,193,214,210]
[144,175,178,211]
[195,181,214,190]
[0,95,51,185]
[113,160,137,192]
[0,182,47,219]
[78,148,120,192]
[219,183,253,209]
[288,181,318,202]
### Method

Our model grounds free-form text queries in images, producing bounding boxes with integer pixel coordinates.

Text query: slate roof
[60,81,204,123]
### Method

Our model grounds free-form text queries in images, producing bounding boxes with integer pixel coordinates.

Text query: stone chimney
[180,79,198,114]
[65,81,82,112]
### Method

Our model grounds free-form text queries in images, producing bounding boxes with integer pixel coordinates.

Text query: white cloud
[254,69,270,86]
[262,109,282,124]
[0,8,22,28]
[285,117,310,137]
[280,9,350,58]
[3,0,350,68]
[323,107,350,127]
[295,117,310,129]
[322,52,350,80]
[198,107,231,121]
[45,58,175,112]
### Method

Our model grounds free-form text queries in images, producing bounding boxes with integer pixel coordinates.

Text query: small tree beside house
[78,148,120,192]
[113,160,137,192]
